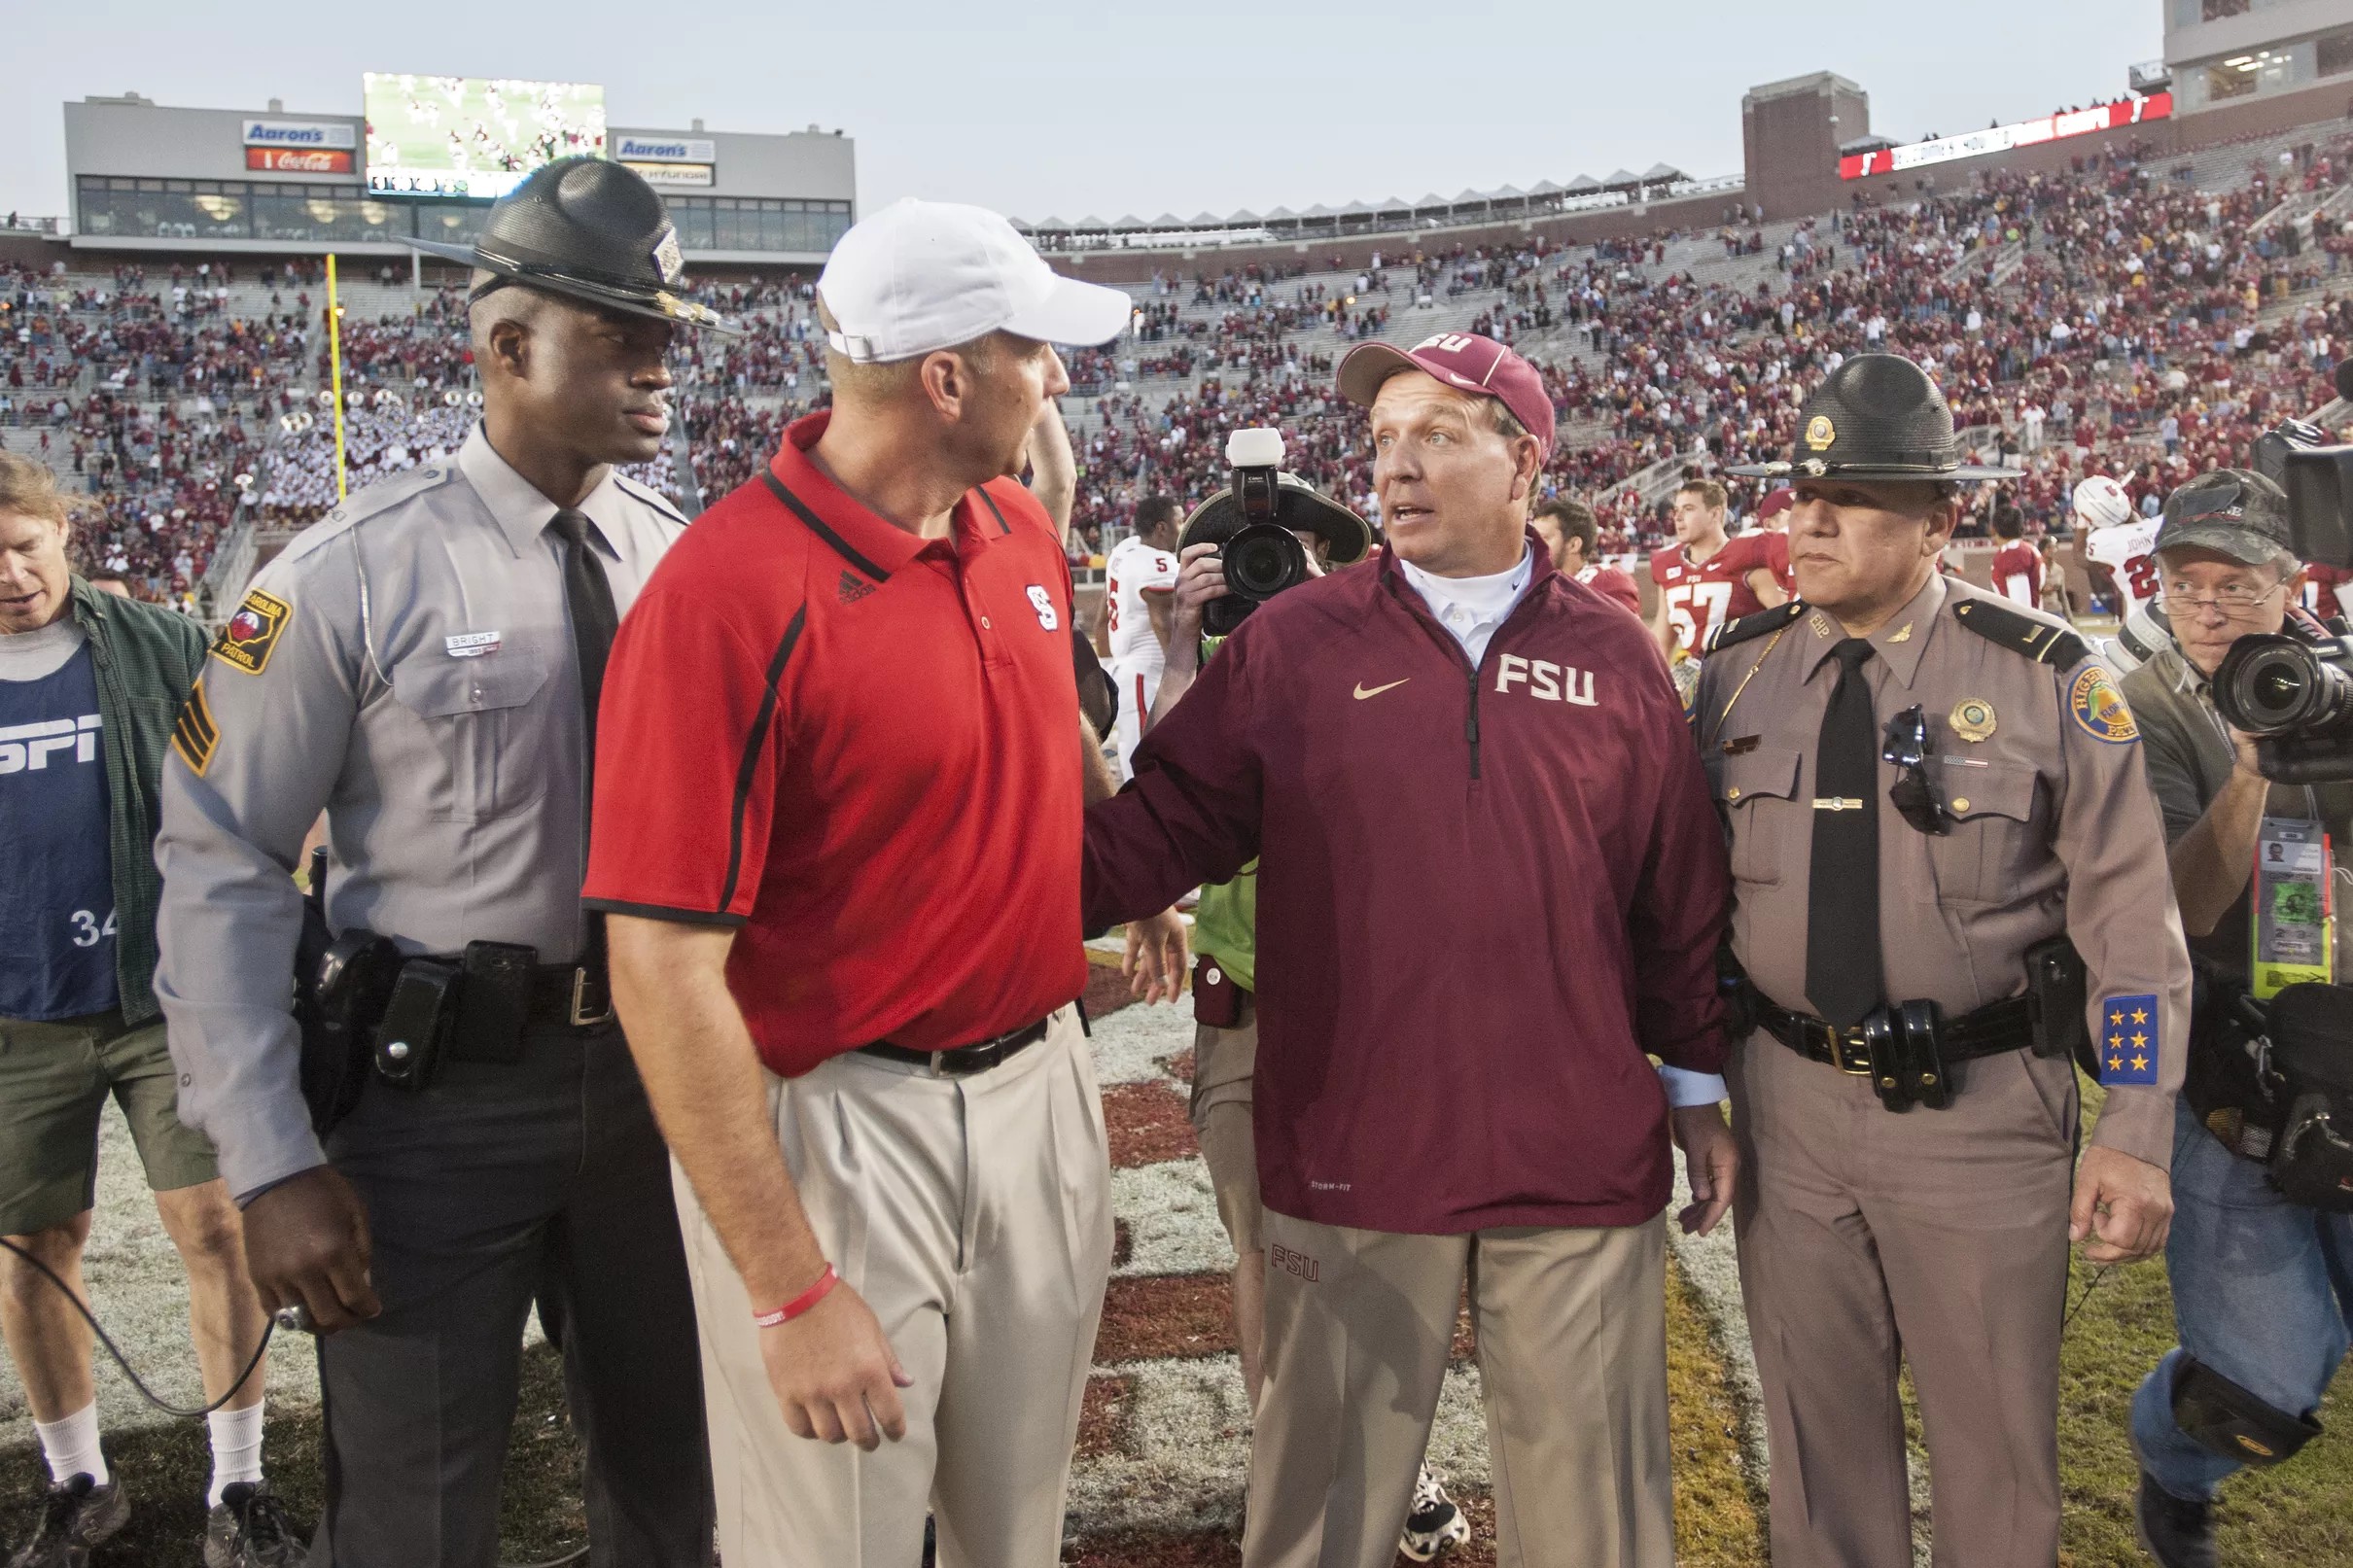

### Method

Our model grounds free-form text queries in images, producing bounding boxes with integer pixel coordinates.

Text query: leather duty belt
[859,1017,1051,1077]
[1758,994,2035,1074]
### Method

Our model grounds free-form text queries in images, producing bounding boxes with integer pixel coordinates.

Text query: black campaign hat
[407,157,739,335]
[1727,353,2019,482]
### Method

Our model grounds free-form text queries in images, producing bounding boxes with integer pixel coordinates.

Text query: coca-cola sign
[247,147,355,174]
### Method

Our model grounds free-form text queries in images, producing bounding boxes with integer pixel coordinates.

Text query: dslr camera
[2209,421,2353,783]
[1176,428,1372,638]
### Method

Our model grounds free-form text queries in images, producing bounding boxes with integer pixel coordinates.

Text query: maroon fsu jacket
[1084,537,1730,1235]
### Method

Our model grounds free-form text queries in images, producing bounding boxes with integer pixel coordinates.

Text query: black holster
[294,848,541,1129]
[2023,935,2096,1078]
[295,848,401,1136]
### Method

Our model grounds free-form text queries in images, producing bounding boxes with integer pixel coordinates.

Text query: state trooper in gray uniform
[154,158,736,1568]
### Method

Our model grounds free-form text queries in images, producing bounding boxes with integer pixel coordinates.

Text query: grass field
[5,1009,2348,1566]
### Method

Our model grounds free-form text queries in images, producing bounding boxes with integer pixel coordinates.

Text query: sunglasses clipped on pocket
[1880,705,1950,837]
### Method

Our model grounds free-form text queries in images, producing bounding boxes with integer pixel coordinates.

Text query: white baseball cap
[818,198,1134,364]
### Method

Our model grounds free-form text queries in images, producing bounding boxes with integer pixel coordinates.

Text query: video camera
[1176,428,1371,637]
[2209,412,2353,783]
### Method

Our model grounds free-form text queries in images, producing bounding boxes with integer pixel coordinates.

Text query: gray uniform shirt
[155,424,685,1201]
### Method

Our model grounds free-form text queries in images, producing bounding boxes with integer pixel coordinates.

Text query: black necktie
[551,509,620,988]
[1806,639,1882,1027]
[550,509,619,768]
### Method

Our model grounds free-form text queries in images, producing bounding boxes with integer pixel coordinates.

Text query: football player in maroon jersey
[1646,478,1787,658]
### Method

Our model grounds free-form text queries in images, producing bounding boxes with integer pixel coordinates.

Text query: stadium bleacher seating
[5,119,2352,621]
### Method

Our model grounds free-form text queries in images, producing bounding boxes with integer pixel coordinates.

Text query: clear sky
[4,0,2163,226]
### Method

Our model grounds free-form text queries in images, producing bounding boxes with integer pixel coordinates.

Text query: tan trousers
[674,1009,1112,1568]
[1189,1001,1262,1257]
[1728,1030,2078,1568]
[1246,1208,1674,1568]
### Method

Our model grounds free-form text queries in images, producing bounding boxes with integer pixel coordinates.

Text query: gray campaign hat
[1727,353,2021,482]
[2154,469,2295,566]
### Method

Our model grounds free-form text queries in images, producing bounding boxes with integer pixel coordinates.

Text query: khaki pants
[675,1009,1112,1567]
[1246,1208,1673,1568]
[1189,998,1261,1257]
[1728,1030,2077,1568]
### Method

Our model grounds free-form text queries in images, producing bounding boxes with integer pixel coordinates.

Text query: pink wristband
[754,1264,838,1329]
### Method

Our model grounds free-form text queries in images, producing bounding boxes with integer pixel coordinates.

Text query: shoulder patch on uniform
[171,678,219,774]
[2069,664,2140,744]
[211,589,291,676]
[612,470,690,527]
[1949,595,2087,667]
[1706,599,1807,654]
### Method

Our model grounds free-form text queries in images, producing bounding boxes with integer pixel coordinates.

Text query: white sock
[206,1401,265,1509]
[32,1403,108,1488]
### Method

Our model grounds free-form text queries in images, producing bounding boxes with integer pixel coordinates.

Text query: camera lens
[2217,636,2353,735]
[1224,524,1307,601]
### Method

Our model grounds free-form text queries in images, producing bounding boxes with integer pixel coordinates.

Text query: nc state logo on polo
[1026,585,1059,631]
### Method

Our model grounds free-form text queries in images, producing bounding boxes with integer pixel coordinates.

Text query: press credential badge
[2253,817,2334,998]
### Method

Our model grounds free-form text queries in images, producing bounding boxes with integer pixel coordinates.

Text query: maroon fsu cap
[1338,331,1556,459]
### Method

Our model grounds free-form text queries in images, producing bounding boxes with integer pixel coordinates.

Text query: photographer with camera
[1087,332,1736,1568]
[2118,468,2353,1568]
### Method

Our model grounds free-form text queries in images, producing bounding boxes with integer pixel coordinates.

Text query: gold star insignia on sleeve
[2131,1054,2150,1072]
[2130,1008,2150,1025]
[2131,1032,2149,1049]
[2109,1055,2125,1072]
[2109,1011,2125,1026]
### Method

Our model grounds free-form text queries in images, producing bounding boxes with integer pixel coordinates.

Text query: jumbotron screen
[362,73,608,198]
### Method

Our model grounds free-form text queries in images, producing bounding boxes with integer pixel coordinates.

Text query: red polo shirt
[582,411,1087,1075]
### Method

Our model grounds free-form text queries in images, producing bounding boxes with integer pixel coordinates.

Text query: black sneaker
[204,1481,303,1568]
[7,1474,130,1568]
[2134,1469,2218,1568]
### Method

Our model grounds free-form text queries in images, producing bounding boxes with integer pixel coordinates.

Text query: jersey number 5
[1665,581,1731,654]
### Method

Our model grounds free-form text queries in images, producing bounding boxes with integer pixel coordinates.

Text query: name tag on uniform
[445,631,503,659]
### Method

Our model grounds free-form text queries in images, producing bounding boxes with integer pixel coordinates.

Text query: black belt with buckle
[859,1017,1051,1077]
[526,962,613,1029]
[1756,993,2036,1111]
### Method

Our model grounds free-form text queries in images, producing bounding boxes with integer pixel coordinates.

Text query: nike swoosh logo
[1353,679,1411,700]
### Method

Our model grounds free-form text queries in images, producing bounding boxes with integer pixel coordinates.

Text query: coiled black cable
[0,1235,590,1567]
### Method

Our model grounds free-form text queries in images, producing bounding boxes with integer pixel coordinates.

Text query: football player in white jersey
[1104,496,1183,780]
[2077,473,2173,670]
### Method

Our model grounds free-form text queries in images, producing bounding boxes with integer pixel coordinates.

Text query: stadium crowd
[7,129,2353,604]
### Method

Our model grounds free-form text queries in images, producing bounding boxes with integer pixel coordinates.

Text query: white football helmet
[2071,474,2135,533]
